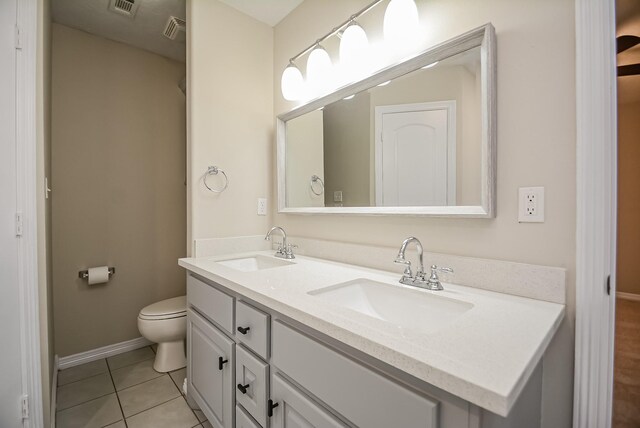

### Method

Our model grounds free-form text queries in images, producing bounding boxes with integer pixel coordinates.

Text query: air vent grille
[163,16,186,40]
[109,0,140,18]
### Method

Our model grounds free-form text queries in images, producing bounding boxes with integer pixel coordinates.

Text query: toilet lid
[139,296,186,319]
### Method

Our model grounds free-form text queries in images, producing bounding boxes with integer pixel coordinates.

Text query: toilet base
[153,340,186,373]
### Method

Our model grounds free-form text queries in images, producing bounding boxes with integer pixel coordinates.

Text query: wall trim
[58,337,152,370]
[16,0,44,425]
[573,0,618,427]
[51,355,58,428]
[616,292,640,302]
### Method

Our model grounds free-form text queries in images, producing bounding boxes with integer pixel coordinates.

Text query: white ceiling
[218,0,303,27]
[52,0,186,62]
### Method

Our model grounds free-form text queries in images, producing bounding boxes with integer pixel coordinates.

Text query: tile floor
[56,346,211,428]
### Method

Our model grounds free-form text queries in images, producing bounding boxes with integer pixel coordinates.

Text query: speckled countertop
[179,251,564,417]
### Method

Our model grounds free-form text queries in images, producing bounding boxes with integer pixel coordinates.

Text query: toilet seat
[139,296,186,321]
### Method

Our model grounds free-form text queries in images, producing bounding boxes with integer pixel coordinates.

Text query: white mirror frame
[277,23,496,218]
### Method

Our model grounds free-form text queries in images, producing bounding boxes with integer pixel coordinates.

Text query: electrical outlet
[334,191,343,203]
[257,198,267,216]
[518,187,544,223]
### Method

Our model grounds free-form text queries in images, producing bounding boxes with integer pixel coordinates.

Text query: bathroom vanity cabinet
[185,272,544,428]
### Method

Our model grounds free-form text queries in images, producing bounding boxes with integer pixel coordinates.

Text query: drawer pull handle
[218,356,228,370]
[237,383,250,394]
[268,399,279,417]
[237,326,251,335]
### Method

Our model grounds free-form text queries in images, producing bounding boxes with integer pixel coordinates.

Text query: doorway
[613,1,640,426]
[374,101,456,206]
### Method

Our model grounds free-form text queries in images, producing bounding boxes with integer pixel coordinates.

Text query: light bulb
[383,0,420,49]
[340,22,371,82]
[306,45,333,96]
[281,63,304,101]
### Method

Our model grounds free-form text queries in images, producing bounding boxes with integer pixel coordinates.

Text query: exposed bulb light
[340,21,369,80]
[377,80,391,86]
[281,62,304,101]
[422,61,439,69]
[343,95,355,100]
[383,0,420,49]
[306,45,333,96]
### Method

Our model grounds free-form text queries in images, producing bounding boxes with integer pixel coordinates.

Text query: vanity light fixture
[340,21,370,82]
[279,0,421,101]
[281,62,304,101]
[306,44,333,95]
[383,0,420,49]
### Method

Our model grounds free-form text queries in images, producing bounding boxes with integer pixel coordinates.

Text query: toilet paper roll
[87,266,110,285]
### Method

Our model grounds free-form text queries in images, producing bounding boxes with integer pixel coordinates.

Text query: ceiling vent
[163,16,186,40]
[108,0,140,18]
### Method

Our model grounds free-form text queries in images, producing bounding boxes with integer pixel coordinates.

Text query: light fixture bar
[288,0,385,63]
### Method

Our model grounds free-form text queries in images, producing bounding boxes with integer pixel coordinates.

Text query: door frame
[573,0,617,427]
[15,0,44,426]
[374,100,457,206]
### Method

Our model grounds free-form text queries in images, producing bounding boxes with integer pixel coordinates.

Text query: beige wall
[36,0,52,424]
[274,1,576,426]
[51,24,186,357]
[617,100,640,295]
[187,0,274,251]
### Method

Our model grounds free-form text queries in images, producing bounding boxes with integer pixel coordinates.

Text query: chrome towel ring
[204,166,229,193]
[310,175,324,195]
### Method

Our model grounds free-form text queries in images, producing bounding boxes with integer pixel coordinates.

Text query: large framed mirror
[277,24,496,217]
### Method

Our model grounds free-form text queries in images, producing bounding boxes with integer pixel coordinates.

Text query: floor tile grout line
[166,368,203,424]
[124,395,191,421]
[114,371,165,393]
[55,390,118,414]
[56,369,111,392]
[106,354,127,427]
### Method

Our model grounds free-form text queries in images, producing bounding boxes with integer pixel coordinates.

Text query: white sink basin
[217,255,294,272]
[309,279,474,335]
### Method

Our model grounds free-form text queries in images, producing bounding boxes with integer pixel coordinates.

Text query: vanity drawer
[235,300,269,359]
[236,345,269,427]
[272,321,439,428]
[187,274,234,334]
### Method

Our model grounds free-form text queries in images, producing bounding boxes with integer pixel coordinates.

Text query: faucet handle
[394,257,413,280]
[432,265,454,274]
[427,265,453,290]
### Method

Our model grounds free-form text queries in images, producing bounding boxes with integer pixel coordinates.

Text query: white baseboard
[58,337,152,370]
[51,355,58,428]
[617,291,640,302]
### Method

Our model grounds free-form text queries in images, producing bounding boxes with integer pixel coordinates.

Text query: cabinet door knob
[237,383,250,394]
[268,399,279,417]
[237,326,251,335]
[218,356,228,371]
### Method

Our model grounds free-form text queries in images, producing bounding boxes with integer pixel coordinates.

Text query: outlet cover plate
[518,187,544,223]
[257,198,267,216]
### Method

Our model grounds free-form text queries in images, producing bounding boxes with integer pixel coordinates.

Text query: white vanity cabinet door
[237,405,262,428]
[270,373,346,428]
[236,345,268,427]
[272,321,439,428]
[236,300,270,359]
[187,308,235,428]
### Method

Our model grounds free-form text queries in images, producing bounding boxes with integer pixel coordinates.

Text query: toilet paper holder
[78,267,116,280]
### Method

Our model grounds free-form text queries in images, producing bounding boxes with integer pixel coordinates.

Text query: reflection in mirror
[278,24,495,217]
[286,46,481,209]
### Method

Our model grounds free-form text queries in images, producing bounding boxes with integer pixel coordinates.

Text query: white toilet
[137,296,187,373]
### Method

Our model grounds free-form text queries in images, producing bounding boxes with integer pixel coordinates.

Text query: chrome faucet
[265,226,296,259]
[394,237,453,290]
